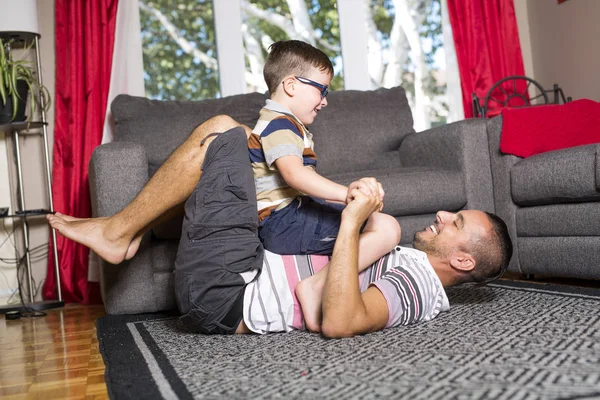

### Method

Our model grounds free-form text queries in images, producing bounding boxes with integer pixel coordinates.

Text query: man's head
[413,210,513,285]
[264,40,334,125]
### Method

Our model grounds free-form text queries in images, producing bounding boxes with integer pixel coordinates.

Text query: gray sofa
[90,86,493,314]
[486,116,600,280]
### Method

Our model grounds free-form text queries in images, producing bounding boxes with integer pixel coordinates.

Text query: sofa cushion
[153,166,466,239]
[516,202,600,236]
[310,86,415,176]
[517,237,600,280]
[511,144,600,205]
[112,92,268,176]
[326,167,466,216]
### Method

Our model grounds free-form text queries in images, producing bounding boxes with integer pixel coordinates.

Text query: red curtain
[447,0,526,118]
[43,0,118,303]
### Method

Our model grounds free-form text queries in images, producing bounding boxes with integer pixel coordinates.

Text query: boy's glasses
[295,76,329,99]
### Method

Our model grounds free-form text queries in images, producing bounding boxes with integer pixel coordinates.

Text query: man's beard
[413,231,431,252]
[413,231,446,258]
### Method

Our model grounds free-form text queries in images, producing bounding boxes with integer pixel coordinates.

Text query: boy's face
[289,69,332,126]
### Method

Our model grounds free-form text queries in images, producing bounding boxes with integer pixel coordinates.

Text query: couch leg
[522,274,535,280]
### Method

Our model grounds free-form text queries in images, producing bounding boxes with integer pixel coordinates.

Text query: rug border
[96,312,182,400]
[488,279,600,299]
[133,319,194,400]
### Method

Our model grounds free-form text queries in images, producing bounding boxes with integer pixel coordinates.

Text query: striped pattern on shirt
[248,100,317,222]
[243,246,449,334]
[371,247,449,328]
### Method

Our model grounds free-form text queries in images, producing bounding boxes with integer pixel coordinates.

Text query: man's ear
[281,76,296,96]
[449,251,476,272]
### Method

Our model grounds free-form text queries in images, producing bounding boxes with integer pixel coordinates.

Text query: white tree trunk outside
[392,0,430,131]
[363,0,384,86]
[286,0,315,45]
[382,14,408,88]
[241,22,268,93]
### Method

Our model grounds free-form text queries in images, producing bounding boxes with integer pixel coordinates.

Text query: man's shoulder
[372,246,449,327]
[388,247,441,289]
[393,246,428,260]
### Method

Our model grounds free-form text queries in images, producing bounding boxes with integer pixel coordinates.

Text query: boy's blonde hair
[264,40,334,95]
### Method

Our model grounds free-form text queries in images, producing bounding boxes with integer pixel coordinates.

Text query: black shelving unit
[0,121,45,132]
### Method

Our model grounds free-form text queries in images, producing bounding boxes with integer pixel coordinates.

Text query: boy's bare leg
[296,212,401,332]
[47,115,250,264]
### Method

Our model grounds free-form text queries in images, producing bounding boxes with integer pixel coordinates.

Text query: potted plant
[0,38,50,124]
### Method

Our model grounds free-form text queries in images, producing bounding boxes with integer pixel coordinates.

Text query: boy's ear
[281,76,296,97]
[449,251,476,273]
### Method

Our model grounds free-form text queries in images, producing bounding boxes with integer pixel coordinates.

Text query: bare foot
[295,276,325,333]
[125,235,143,260]
[52,212,141,260]
[47,213,137,265]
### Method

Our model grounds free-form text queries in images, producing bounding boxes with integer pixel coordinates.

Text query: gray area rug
[97,280,600,400]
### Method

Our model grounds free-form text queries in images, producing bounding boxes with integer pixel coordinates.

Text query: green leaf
[11,91,17,120]
[0,37,51,121]
[0,68,5,105]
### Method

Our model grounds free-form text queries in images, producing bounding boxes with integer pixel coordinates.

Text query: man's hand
[342,189,382,228]
[346,178,384,211]
[321,188,389,338]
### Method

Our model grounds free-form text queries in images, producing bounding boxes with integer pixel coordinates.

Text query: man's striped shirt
[243,246,449,333]
[248,100,317,222]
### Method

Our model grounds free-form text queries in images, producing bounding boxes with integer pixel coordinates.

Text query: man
[240,201,513,337]
[47,116,512,338]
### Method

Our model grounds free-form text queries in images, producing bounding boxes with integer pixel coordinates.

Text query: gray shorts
[174,126,264,334]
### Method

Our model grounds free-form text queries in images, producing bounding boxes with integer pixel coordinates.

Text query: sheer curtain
[441,0,464,122]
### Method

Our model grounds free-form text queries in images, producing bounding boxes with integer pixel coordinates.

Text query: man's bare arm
[320,190,389,338]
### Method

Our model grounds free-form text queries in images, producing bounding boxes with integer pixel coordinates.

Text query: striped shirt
[248,100,318,222]
[243,246,449,334]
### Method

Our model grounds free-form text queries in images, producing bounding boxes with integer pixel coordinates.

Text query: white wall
[519,0,600,101]
[514,0,535,78]
[0,0,56,305]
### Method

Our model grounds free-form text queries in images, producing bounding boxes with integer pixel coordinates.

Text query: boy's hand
[347,178,384,211]
[342,189,382,227]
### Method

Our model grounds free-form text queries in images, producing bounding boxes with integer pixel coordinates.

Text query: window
[369,0,448,130]
[240,0,344,93]
[139,0,220,100]
[138,0,459,127]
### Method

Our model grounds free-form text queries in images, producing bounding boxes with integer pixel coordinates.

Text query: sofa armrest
[398,118,494,211]
[89,142,163,314]
[485,116,522,273]
[89,142,149,218]
[596,146,600,191]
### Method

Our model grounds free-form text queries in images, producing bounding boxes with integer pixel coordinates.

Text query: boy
[248,40,401,330]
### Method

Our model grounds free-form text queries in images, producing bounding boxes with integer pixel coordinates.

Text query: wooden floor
[0,304,108,400]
